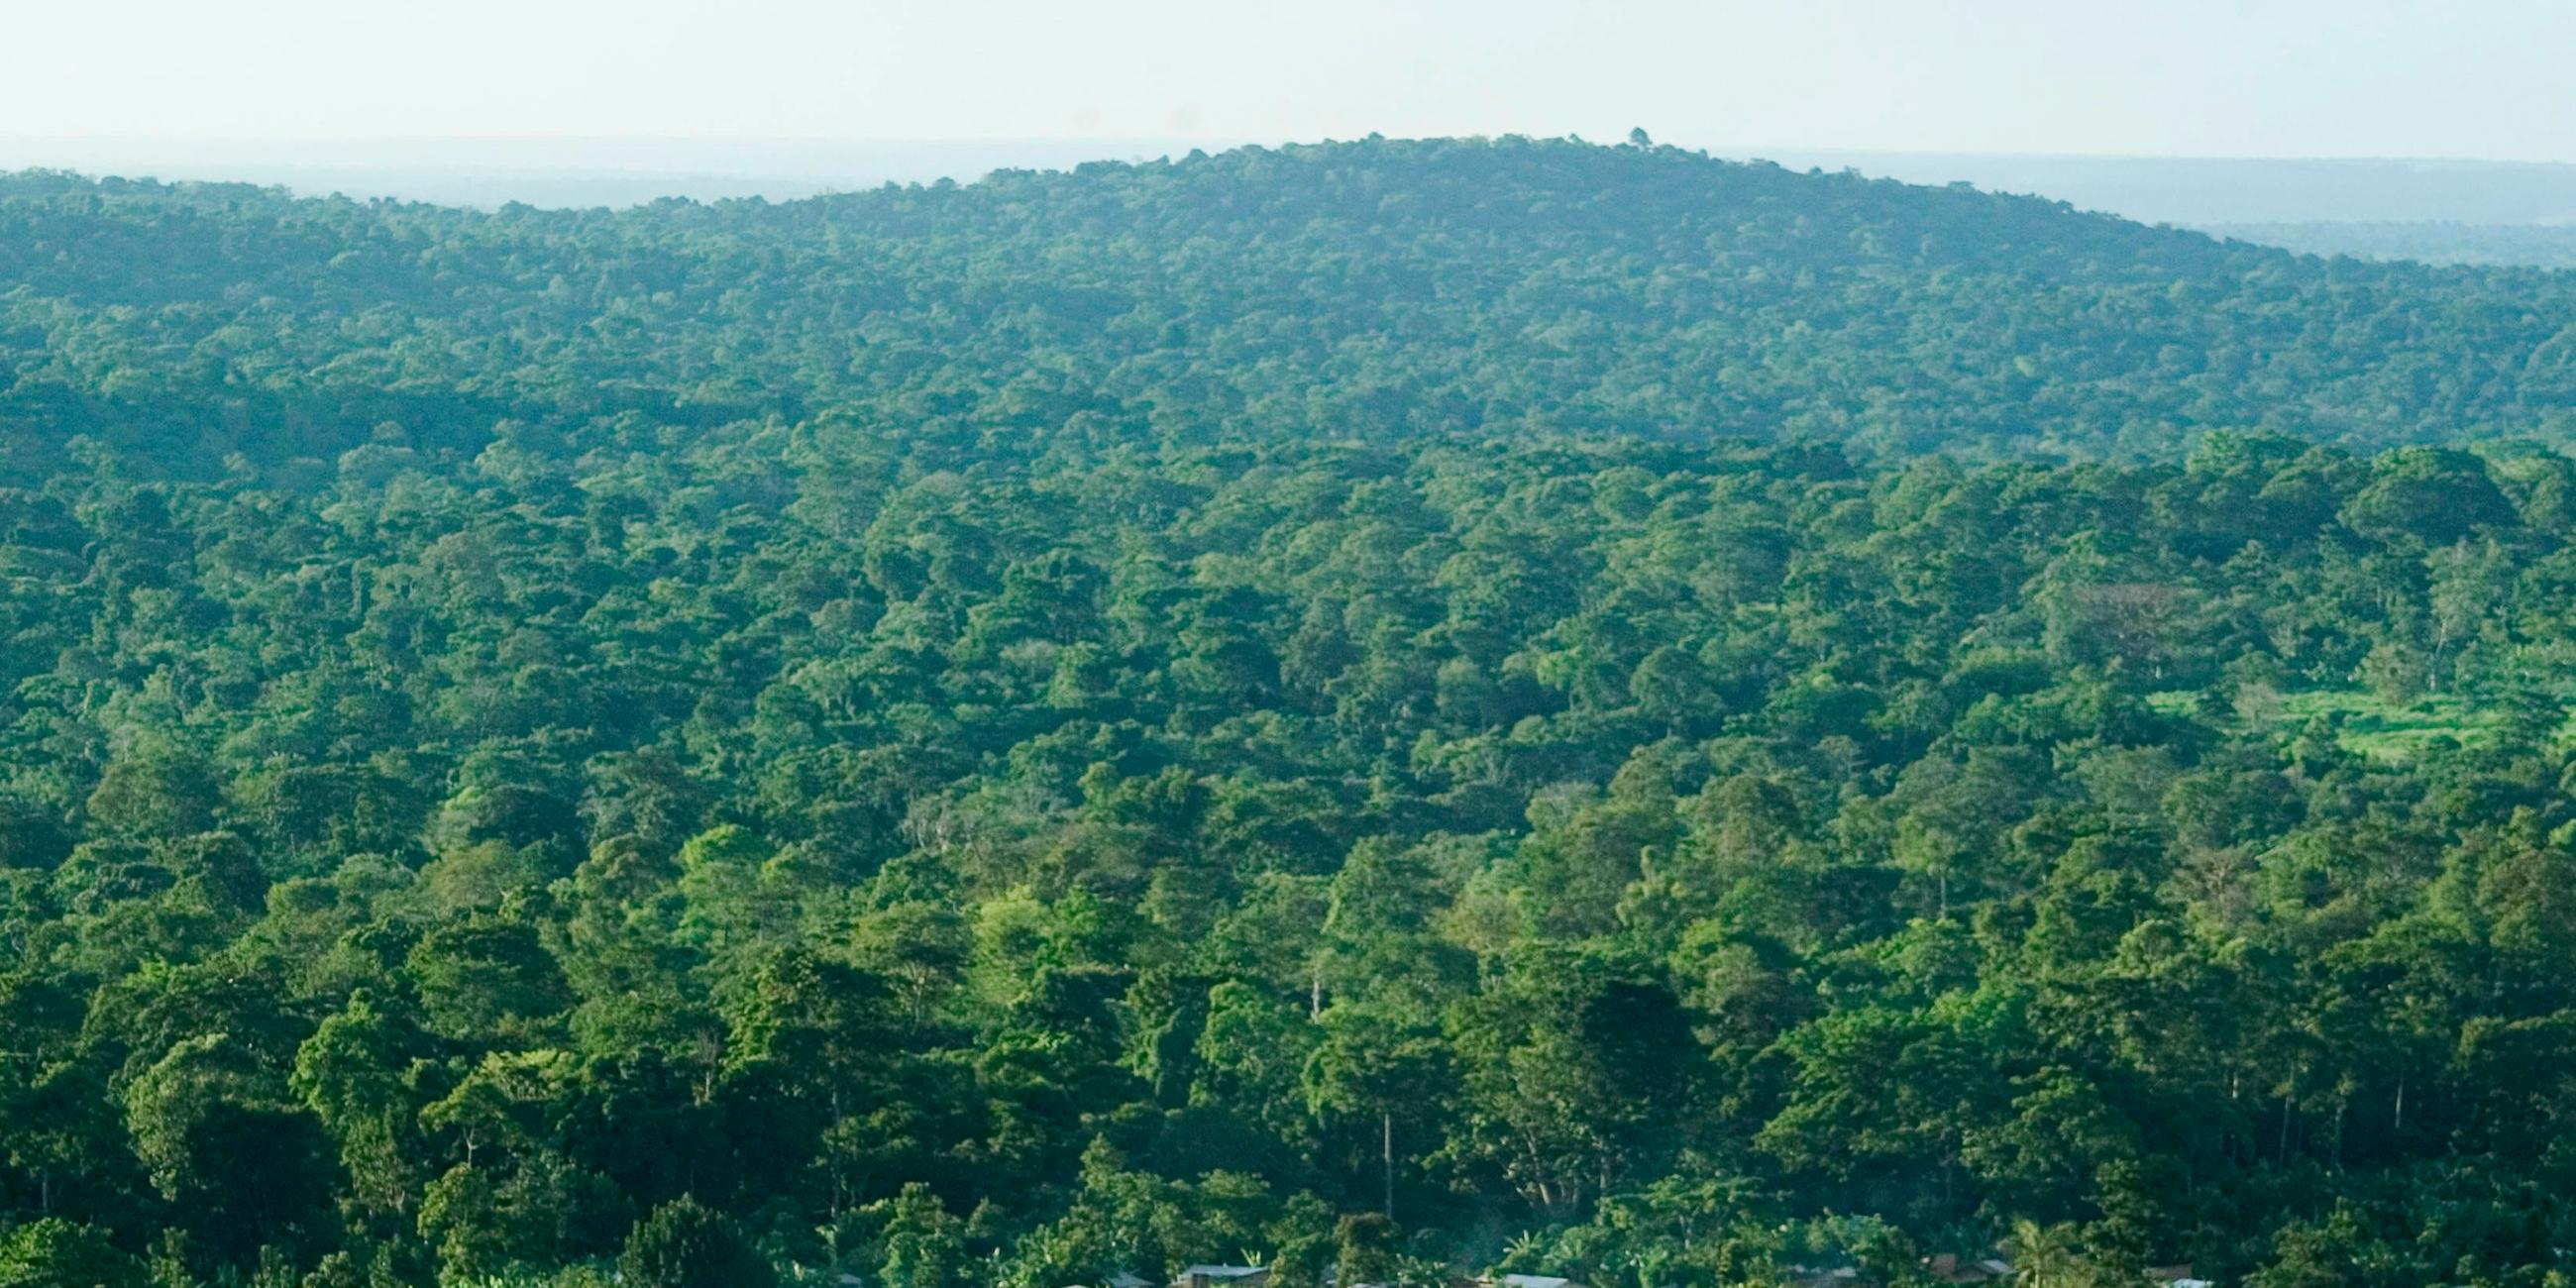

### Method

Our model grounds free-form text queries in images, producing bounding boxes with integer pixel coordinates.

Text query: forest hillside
[10,136,2576,481]
[7,141,2576,1288]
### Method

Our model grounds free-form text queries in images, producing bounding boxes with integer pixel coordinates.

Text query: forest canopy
[7,140,2576,1288]
[8,135,2576,481]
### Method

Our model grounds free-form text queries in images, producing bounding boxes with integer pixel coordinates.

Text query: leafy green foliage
[617,1198,772,1288]
[10,140,2576,1286]
[10,137,2576,485]
[0,1219,147,1288]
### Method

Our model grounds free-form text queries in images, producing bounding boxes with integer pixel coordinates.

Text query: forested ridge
[2207,222,2576,271]
[9,139,2576,1288]
[11,135,2576,477]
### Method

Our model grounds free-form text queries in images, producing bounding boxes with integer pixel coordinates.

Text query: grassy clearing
[2149,687,2504,763]
[2275,689,2499,762]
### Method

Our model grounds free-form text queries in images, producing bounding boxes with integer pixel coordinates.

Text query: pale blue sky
[8,0,2573,161]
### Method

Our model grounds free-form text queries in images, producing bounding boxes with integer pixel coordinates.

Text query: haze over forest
[17,134,2576,273]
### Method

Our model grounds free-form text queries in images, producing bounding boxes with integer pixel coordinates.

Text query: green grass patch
[2276,689,2497,763]
[2149,687,2507,764]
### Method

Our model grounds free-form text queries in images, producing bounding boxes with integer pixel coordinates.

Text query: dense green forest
[10,135,2576,477]
[10,138,2576,1288]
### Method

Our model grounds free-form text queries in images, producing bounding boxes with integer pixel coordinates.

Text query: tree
[83,741,220,840]
[2007,1219,2122,1288]
[878,1182,971,1288]
[0,1219,147,1288]
[121,1033,340,1268]
[1444,949,1708,1217]
[619,1196,775,1288]
[1305,1001,1449,1221]
[404,913,575,1044]
[1756,1006,1984,1201]
[1334,1212,1396,1288]
[290,991,432,1218]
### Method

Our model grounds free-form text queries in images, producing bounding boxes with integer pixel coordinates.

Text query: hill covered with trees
[9,135,2576,480]
[10,140,2576,1288]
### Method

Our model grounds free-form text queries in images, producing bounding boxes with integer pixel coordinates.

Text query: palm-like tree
[2010,1220,2106,1288]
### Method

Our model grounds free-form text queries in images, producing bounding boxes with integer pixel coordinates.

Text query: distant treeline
[2210,220,2576,270]
[9,136,2576,481]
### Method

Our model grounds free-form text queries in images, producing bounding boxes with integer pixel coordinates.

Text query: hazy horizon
[14,1,2576,161]
[15,135,2576,229]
